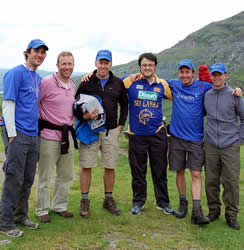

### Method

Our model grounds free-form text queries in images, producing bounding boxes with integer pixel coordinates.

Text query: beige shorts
[79,127,120,169]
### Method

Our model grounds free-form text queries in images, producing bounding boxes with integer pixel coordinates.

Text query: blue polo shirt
[3,64,41,136]
[166,79,212,142]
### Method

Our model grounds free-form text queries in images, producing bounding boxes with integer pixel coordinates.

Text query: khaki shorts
[79,127,120,169]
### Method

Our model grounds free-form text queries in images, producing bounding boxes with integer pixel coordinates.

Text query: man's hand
[232,88,243,96]
[129,73,141,82]
[9,137,15,143]
[117,125,123,133]
[81,72,93,82]
[83,108,99,120]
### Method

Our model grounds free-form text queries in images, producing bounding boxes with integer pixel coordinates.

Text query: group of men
[0,40,77,238]
[0,39,243,238]
[123,57,243,230]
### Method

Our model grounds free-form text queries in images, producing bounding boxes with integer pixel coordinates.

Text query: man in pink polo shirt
[36,51,77,223]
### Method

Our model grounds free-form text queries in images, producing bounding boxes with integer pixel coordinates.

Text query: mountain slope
[112,11,244,89]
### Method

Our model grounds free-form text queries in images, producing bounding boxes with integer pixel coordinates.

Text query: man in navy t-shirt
[0,39,48,238]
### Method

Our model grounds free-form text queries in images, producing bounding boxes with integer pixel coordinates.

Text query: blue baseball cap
[96,49,112,62]
[210,63,227,74]
[27,39,48,51]
[177,59,194,70]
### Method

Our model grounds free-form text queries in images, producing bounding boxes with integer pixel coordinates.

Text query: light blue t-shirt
[99,77,109,89]
[166,79,212,142]
[3,64,41,136]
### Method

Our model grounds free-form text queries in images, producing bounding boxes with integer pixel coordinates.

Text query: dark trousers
[129,128,170,207]
[0,127,39,230]
[205,141,240,220]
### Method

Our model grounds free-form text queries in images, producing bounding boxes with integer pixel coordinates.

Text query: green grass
[0,136,243,249]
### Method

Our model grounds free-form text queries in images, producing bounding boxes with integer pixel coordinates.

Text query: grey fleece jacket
[204,84,244,148]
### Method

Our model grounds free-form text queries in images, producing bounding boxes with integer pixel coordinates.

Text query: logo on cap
[96,50,112,62]
[27,39,48,51]
[177,59,194,70]
[210,63,227,74]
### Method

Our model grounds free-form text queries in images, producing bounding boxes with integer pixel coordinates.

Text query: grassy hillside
[0,137,243,249]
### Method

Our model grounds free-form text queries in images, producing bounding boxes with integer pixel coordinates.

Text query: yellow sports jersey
[123,74,172,135]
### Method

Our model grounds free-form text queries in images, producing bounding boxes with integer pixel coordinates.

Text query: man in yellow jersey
[123,53,174,215]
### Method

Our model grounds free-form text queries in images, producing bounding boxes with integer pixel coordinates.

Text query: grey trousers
[36,137,74,216]
[204,141,240,220]
[0,127,39,230]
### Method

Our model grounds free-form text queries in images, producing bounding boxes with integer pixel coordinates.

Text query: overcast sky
[0,0,243,73]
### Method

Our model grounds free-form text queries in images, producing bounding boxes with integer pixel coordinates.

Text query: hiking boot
[37,214,51,223]
[226,219,240,230]
[55,211,73,218]
[191,207,210,225]
[175,200,188,218]
[156,205,175,215]
[0,228,24,238]
[208,213,219,222]
[80,199,90,219]
[19,218,39,229]
[103,197,121,216]
[131,205,144,215]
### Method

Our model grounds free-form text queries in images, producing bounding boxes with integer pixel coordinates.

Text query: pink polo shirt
[39,73,76,141]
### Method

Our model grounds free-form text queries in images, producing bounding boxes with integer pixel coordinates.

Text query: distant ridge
[1,12,244,90]
[112,11,244,89]
[0,69,85,91]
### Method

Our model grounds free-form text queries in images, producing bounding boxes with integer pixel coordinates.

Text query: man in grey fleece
[204,63,244,230]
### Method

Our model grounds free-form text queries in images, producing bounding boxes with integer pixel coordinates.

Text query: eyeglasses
[140,63,155,68]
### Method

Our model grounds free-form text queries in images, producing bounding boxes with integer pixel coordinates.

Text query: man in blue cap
[204,63,244,230]
[161,59,211,225]
[75,49,128,218]
[0,39,48,237]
